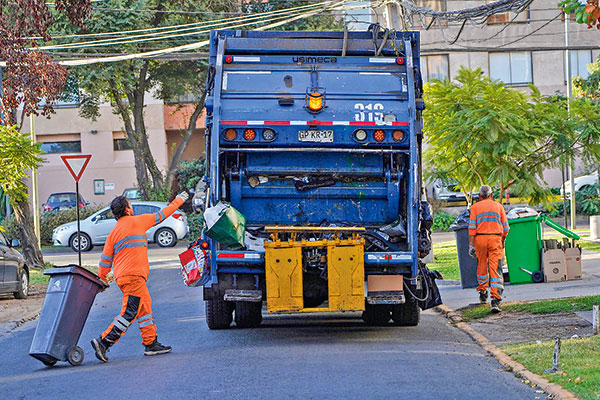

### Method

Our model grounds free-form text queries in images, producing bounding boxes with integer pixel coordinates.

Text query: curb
[0,309,41,339]
[435,304,578,400]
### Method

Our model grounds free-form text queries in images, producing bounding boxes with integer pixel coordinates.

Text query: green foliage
[176,158,206,192]
[146,185,173,203]
[577,184,600,215]
[0,125,44,203]
[559,0,600,29]
[504,336,600,400]
[431,211,455,231]
[188,213,205,240]
[1,205,103,246]
[424,67,600,208]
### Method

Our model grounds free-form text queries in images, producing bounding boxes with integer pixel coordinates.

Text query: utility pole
[564,12,576,230]
[0,66,10,219]
[30,114,41,248]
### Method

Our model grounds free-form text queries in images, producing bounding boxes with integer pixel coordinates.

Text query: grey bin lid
[44,264,109,289]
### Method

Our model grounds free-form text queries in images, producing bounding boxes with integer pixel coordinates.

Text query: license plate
[298,130,333,143]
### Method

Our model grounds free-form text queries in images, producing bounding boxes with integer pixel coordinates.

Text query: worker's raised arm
[98,238,115,282]
[139,192,188,230]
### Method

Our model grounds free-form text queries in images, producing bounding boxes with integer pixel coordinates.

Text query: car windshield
[124,189,140,199]
[48,193,76,203]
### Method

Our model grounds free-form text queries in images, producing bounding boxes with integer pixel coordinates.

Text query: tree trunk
[12,199,44,270]
[165,99,206,190]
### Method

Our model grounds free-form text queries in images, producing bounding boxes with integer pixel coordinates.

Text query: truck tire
[362,304,391,326]
[234,302,263,328]
[391,297,420,326]
[205,298,233,330]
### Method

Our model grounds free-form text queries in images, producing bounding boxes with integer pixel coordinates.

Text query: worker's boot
[478,290,488,304]
[91,337,110,363]
[144,339,172,356]
[491,299,502,313]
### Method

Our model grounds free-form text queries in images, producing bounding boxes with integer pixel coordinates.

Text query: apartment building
[357,0,598,187]
[22,95,206,208]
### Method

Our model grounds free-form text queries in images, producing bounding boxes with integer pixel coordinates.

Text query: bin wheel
[532,271,544,283]
[42,359,57,367]
[67,346,84,366]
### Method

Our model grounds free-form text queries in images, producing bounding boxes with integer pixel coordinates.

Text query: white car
[432,179,467,202]
[561,171,599,197]
[52,201,189,252]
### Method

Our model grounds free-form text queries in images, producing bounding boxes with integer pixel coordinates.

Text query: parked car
[43,192,88,212]
[0,231,29,299]
[52,202,189,252]
[432,179,467,202]
[122,188,141,200]
[561,171,599,197]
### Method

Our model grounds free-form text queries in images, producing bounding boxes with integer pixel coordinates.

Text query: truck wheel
[391,298,420,326]
[205,298,233,330]
[234,302,263,328]
[362,304,391,326]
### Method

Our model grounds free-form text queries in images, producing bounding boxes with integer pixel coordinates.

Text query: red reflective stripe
[221,121,247,125]
[218,253,244,258]
[264,121,290,125]
[349,121,377,125]
[392,122,409,126]
[307,120,333,125]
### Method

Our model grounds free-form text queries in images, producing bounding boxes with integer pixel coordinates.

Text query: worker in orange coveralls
[91,192,188,362]
[468,185,509,313]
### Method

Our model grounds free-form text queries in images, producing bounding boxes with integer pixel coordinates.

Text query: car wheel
[14,269,29,299]
[70,233,93,252]
[155,228,176,247]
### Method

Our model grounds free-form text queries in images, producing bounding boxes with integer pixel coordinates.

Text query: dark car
[43,192,87,212]
[0,231,29,299]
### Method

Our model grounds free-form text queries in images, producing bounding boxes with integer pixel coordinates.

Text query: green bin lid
[507,215,540,225]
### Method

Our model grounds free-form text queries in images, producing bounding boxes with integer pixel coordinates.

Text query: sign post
[60,155,92,267]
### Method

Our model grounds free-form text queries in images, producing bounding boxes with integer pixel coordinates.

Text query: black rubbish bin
[29,265,108,367]
[450,210,479,289]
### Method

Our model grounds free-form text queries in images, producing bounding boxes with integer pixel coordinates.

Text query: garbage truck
[198,29,439,329]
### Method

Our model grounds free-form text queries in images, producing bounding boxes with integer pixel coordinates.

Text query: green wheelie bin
[505,216,542,284]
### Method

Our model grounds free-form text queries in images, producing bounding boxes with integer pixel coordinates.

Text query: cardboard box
[564,247,582,280]
[542,249,567,283]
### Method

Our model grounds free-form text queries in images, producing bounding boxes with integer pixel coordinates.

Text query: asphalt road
[0,262,545,400]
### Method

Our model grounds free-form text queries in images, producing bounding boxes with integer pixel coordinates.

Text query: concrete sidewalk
[439,249,600,310]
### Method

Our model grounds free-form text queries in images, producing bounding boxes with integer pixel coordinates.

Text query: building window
[113,138,132,151]
[40,141,81,154]
[565,50,592,81]
[421,55,449,81]
[489,52,532,85]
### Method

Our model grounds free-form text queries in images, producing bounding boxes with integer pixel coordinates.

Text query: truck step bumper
[223,289,263,302]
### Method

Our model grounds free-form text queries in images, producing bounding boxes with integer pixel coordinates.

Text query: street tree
[559,0,600,30]
[0,125,45,268]
[1,0,92,268]
[423,67,600,207]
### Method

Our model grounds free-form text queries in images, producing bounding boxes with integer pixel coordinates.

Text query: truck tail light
[307,92,323,112]
[374,130,385,142]
[396,57,405,65]
[223,128,237,141]
[224,55,233,64]
[172,213,184,221]
[262,129,276,141]
[392,130,404,141]
[201,241,209,249]
[243,129,256,140]
[354,129,367,141]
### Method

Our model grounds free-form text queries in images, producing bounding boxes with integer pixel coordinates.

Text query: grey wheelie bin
[450,210,479,288]
[29,265,108,367]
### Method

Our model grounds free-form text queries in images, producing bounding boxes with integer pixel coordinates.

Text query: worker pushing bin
[29,265,108,367]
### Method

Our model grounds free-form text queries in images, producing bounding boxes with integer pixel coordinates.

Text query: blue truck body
[201,30,432,328]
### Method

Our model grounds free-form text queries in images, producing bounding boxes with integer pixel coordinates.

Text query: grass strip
[578,239,600,253]
[429,241,459,280]
[460,295,600,322]
[502,336,600,400]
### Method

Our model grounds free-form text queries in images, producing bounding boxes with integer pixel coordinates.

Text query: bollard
[543,337,562,374]
[594,305,600,335]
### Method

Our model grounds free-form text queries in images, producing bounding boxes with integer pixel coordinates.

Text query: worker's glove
[176,191,189,202]
[469,245,477,258]
[106,271,115,284]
